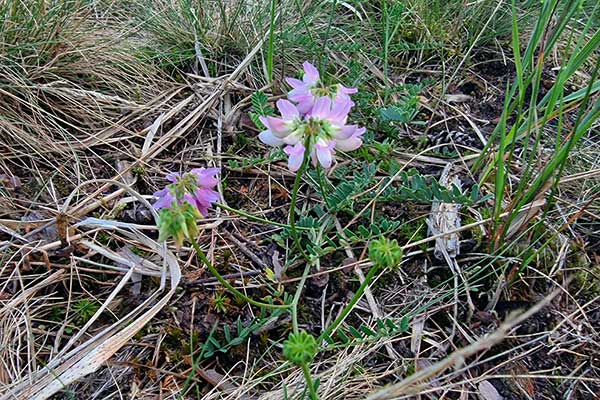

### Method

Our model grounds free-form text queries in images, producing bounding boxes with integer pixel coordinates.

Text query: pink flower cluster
[153,167,220,216]
[258,62,365,171]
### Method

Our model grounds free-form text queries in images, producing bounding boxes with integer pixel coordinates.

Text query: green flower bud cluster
[368,237,403,270]
[283,330,318,366]
[157,203,202,248]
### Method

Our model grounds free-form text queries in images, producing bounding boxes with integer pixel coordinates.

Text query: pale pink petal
[330,99,353,124]
[310,149,318,167]
[153,188,175,209]
[338,85,358,95]
[315,140,335,168]
[336,127,365,151]
[259,130,284,146]
[260,116,289,135]
[288,87,311,98]
[309,96,331,119]
[196,204,209,217]
[286,77,305,89]
[333,125,357,140]
[194,187,219,206]
[302,62,319,84]
[166,172,181,183]
[294,96,315,115]
[191,168,220,188]
[276,99,299,120]
[282,131,301,145]
[284,143,305,172]
[335,137,363,151]
[182,193,197,207]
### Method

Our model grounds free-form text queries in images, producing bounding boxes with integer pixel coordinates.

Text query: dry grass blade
[366,289,560,400]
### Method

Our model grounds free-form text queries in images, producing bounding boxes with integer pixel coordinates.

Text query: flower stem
[315,164,330,210]
[289,150,311,261]
[318,264,381,343]
[301,363,319,400]
[291,263,312,334]
[191,240,290,310]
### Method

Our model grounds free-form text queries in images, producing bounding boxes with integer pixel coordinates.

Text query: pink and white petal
[276,99,299,120]
[282,132,301,145]
[333,125,357,139]
[259,130,284,146]
[289,93,315,114]
[260,116,289,135]
[315,141,335,168]
[288,87,311,98]
[338,85,358,95]
[302,62,320,84]
[286,77,306,89]
[153,187,169,197]
[310,149,318,167]
[191,167,219,188]
[196,204,209,217]
[288,92,314,111]
[204,167,220,179]
[336,128,365,151]
[153,190,174,209]
[330,99,353,122]
[296,100,313,115]
[354,126,366,137]
[194,188,220,206]
[166,172,181,183]
[335,137,362,151]
[182,193,197,206]
[284,143,306,172]
[310,96,331,119]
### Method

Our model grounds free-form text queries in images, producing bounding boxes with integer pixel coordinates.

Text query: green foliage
[323,317,410,348]
[326,163,378,213]
[328,162,487,213]
[369,237,403,270]
[1,1,82,62]
[273,214,336,262]
[343,218,403,244]
[209,291,230,314]
[72,299,100,325]
[475,0,600,248]
[249,91,275,130]
[283,330,318,366]
[373,167,488,206]
[380,83,427,125]
[202,306,287,359]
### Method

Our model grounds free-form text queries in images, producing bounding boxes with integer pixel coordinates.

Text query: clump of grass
[476,0,600,250]
[0,0,166,182]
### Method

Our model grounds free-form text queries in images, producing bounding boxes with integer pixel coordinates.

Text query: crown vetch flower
[153,168,219,216]
[286,61,358,114]
[153,168,220,247]
[259,94,365,171]
[257,62,364,171]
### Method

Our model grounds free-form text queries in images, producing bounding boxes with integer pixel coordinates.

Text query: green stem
[191,240,290,310]
[178,323,217,399]
[318,264,381,343]
[289,150,311,261]
[315,165,330,210]
[301,363,319,400]
[215,203,309,230]
[291,263,312,334]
